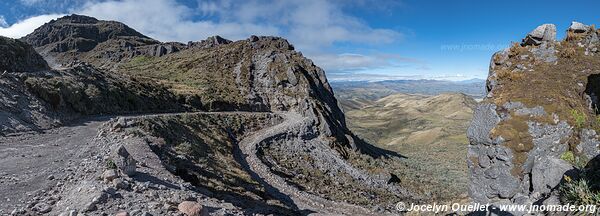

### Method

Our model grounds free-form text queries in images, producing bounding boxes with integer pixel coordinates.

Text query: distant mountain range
[331,78,486,101]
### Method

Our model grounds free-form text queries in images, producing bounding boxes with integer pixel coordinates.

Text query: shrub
[561,151,587,169]
[106,159,117,169]
[571,109,586,128]
[508,42,527,57]
[496,69,523,82]
[561,47,577,58]
[560,177,600,206]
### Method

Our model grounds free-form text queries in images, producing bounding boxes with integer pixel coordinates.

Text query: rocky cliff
[119,35,359,153]
[468,21,600,213]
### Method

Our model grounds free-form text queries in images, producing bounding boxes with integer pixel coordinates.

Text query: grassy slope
[342,93,477,201]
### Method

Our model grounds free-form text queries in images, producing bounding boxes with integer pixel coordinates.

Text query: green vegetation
[117,39,308,111]
[571,109,587,129]
[105,159,117,169]
[124,113,290,212]
[560,151,587,169]
[128,55,155,65]
[560,178,600,206]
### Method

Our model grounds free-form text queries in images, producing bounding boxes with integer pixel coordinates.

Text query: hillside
[468,21,600,213]
[332,79,486,102]
[342,93,477,201]
[0,14,419,215]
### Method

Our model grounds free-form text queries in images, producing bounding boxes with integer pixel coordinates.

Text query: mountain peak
[53,14,99,24]
[23,14,152,47]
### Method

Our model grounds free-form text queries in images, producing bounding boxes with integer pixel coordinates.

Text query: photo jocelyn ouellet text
[395,202,598,214]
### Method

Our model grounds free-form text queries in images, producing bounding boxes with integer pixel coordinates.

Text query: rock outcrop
[468,22,600,213]
[522,24,556,46]
[0,36,49,72]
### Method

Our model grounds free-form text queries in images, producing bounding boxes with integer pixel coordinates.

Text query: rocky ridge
[0,37,49,72]
[468,21,600,214]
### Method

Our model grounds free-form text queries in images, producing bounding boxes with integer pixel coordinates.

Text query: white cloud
[0,16,8,27]
[1,0,418,77]
[77,0,280,42]
[196,0,401,52]
[0,14,65,38]
[19,0,44,6]
[312,53,427,73]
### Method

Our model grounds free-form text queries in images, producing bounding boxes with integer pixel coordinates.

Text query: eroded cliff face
[468,22,600,212]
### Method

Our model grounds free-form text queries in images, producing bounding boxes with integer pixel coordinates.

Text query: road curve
[235,112,374,215]
[0,111,376,215]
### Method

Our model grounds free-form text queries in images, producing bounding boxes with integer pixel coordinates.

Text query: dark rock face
[21,14,185,69]
[468,22,600,214]
[188,35,232,48]
[24,62,185,115]
[22,14,152,52]
[0,36,49,72]
[0,60,187,135]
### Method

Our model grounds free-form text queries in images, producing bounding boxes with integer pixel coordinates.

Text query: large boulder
[569,21,589,33]
[522,24,556,46]
[531,157,574,195]
[112,145,136,176]
[177,201,208,216]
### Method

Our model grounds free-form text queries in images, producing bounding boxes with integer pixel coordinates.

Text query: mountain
[22,14,360,153]
[467,22,600,212]
[456,78,486,84]
[21,14,184,69]
[331,79,486,102]
[341,93,477,201]
[0,14,419,215]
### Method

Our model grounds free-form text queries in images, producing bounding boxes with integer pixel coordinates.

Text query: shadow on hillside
[352,134,407,159]
[229,131,315,216]
[131,172,180,189]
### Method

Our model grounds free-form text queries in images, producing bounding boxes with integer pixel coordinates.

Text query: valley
[338,91,477,202]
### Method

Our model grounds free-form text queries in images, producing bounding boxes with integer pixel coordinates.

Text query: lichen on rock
[468,21,600,212]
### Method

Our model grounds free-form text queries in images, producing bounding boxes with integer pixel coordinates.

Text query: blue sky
[1,0,600,81]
